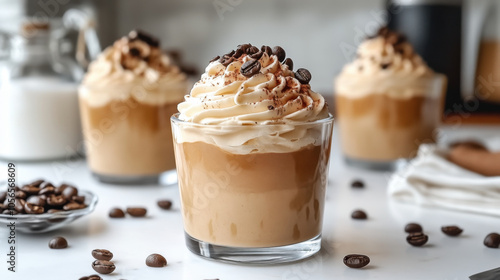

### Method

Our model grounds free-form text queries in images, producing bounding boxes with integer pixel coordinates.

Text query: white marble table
[1,126,499,280]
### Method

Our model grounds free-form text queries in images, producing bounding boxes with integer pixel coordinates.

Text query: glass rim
[171,113,334,128]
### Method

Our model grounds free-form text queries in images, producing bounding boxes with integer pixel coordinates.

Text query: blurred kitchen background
[1,0,499,116]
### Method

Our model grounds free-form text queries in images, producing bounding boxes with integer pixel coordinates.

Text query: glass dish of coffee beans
[0,179,98,233]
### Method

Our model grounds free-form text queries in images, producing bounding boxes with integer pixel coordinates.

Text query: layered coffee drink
[79,30,188,183]
[172,44,333,263]
[335,27,446,167]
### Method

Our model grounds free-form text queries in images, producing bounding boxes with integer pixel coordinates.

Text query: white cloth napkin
[387,144,500,217]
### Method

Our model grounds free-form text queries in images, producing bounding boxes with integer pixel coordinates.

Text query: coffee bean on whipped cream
[295,68,312,84]
[237,43,251,52]
[284,58,294,70]
[250,51,264,60]
[240,59,261,77]
[233,48,244,58]
[261,45,272,56]
[219,56,234,67]
[247,46,259,55]
[272,46,286,62]
[210,55,220,63]
[128,30,159,47]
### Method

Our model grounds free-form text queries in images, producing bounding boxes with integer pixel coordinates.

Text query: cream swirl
[335,28,438,99]
[80,31,188,107]
[179,49,327,125]
[175,44,330,154]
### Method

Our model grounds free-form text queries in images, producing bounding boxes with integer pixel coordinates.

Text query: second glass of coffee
[79,30,188,184]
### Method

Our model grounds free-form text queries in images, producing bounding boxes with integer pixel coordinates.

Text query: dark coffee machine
[387,0,463,117]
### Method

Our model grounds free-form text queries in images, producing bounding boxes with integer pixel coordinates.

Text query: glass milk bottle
[0,22,83,161]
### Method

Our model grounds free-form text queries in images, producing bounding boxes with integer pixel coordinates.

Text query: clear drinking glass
[171,113,334,264]
[335,74,447,170]
[79,84,183,184]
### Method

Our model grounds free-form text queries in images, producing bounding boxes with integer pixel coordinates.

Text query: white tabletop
[1,126,499,280]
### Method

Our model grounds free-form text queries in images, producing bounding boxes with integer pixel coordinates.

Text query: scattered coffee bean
[15,191,27,199]
[295,68,312,84]
[484,233,500,248]
[92,260,116,274]
[24,202,44,214]
[126,207,147,217]
[49,237,68,249]
[343,254,370,268]
[128,30,159,47]
[405,223,423,233]
[272,46,286,62]
[261,45,272,56]
[63,202,86,211]
[240,59,261,77]
[109,208,126,218]
[146,253,167,267]
[283,58,293,70]
[79,275,102,280]
[441,225,463,237]
[157,200,172,210]
[351,180,365,188]
[351,209,367,220]
[92,249,114,261]
[406,232,428,247]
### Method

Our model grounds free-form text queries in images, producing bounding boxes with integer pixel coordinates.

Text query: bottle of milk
[0,21,83,161]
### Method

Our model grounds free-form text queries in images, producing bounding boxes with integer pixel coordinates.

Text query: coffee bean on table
[240,59,261,78]
[146,253,167,267]
[49,237,68,249]
[126,207,147,217]
[406,232,428,247]
[157,200,172,210]
[24,202,44,214]
[441,225,463,237]
[109,208,126,218]
[295,68,312,84]
[405,223,423,233]
[484,233,500,248]
[79,275,102,280]
[351,209,367,220]
[343,254,370,268]
[92,249,114,261]
[92,260,116,274]
[272,46,286,62]
[351,180,365,188]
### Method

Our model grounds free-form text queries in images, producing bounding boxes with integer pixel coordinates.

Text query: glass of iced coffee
[172,44,333,264]
[335,27,447,170]
[79,30,188,184]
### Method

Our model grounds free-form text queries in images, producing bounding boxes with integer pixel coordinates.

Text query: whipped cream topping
[335,27,440,98]
[175,44,330,154]
[80,30,188,107]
